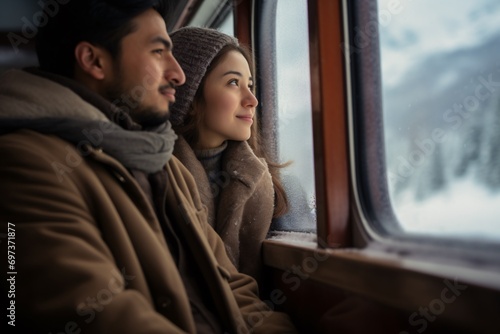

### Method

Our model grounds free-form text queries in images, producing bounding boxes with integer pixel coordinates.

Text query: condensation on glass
[272,0,316,232]
[378,0,500,240]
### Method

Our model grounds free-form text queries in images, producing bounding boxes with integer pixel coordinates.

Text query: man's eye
[153,49,164,55]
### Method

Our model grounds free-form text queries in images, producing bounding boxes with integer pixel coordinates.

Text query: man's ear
[74,41,109,80]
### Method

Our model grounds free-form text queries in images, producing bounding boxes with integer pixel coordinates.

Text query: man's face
[104,9,185,128]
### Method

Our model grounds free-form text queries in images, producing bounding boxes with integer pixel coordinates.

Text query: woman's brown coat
[174,136,274,282]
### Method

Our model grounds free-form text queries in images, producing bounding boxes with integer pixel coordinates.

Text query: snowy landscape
[379,0,500,240]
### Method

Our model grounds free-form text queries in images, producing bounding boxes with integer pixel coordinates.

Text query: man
[0,1,297,333]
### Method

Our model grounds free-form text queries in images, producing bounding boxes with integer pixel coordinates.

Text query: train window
[257,0,316,233]
[188,0,234,35]
[0,0,38,73]
[353,0,500,244]
[216,8,233,35]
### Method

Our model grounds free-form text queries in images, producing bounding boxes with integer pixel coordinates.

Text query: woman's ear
[74,41,109,80]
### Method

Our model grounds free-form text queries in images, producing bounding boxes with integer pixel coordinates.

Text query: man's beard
[104,74,170,129]
[129,105,170,128]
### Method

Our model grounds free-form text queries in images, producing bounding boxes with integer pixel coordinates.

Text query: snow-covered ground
[394,177,500,241]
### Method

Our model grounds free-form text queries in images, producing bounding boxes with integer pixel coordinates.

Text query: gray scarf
[0,69,177,173]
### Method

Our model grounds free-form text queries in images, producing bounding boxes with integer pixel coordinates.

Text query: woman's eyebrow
[222,70,243,77]
[222,71,253,82]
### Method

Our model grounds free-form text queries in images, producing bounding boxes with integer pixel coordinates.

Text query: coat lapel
[173,135,216,226]
[88,148,197,332]
[164,157,246,333]
[216,141,268,234]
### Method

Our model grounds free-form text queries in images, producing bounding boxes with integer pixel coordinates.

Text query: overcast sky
[379,0,500,87]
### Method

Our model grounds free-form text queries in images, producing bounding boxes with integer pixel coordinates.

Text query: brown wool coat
[174,136,275,282]
[0,131,296,334]
[0,70,297,334]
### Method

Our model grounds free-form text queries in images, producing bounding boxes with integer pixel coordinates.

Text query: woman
[170,27,288,282]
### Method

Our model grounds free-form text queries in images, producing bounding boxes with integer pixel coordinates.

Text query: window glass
[0,0,39,74]
[378,0,500,240]
[0,0,38,30]
[273,0,316,232]
[217,10,233,35]
[187,0,233,34]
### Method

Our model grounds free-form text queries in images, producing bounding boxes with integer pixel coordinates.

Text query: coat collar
[221,140,268,191]
[0,69,108,122]
[174,137,270,228]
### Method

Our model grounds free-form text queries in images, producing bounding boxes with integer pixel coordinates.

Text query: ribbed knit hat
[170,27,239,127]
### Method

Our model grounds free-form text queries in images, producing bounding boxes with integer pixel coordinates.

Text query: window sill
[263,236,500,333]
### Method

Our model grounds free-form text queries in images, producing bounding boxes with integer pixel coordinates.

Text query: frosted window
[272,0,316,232]
[379,0,500,241]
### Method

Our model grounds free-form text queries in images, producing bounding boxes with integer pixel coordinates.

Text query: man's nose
[165,54,186,86]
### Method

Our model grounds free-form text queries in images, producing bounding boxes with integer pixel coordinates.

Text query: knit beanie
[170,27,240,127]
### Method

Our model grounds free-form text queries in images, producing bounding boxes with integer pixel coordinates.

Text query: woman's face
[196,50,258,149]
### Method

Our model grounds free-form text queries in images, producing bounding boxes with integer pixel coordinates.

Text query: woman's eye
[228,79,239,86]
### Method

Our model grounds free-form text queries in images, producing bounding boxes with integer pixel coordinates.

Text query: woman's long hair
[174,44,289,217]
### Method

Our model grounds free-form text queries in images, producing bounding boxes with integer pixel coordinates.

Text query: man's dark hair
[36,0,169,78]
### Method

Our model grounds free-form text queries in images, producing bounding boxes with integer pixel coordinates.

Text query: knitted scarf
[0,69,177,173]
